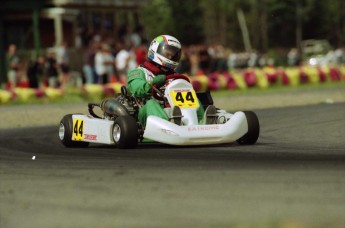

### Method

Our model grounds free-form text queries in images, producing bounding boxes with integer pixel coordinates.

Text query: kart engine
[100,98,130,118]
[88,85,140,120]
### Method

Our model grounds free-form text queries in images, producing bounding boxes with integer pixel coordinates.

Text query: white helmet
[147,35,182,71]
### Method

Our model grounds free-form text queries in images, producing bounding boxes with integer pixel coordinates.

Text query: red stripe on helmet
[162,35,168,44]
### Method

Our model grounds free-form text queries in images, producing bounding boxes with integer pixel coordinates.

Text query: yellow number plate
[73,118,84,141]
[170,89,199,108]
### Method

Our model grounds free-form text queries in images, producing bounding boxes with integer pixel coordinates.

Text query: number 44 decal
[73,119,84,141]
[170,90,199,108]
[175,91,195,103]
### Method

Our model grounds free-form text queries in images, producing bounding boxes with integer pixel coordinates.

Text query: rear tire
[237,111,260,145]
[113,116,138,149]
[59,114,89,148]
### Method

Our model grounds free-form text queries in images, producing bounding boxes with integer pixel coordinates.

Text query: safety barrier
[1,65,344,104]
[191,65,345,92]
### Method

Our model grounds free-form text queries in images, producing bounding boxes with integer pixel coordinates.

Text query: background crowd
[5,29,345,91]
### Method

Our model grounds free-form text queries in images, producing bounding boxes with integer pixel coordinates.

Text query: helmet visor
[157,44,181,62]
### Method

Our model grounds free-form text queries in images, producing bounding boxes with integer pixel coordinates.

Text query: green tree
[142,0,175,40]
[199,0,241,47]
[294,0,344,48]
[266,0,297,48]
[167,0,204,45]
[142,0,345,50]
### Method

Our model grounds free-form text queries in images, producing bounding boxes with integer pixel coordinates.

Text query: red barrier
[2,65,344,104]
[243,70,257,87]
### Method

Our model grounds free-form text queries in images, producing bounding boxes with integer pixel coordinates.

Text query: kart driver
[126,35,217,126]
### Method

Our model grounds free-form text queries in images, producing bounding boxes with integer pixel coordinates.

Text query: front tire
[112,116,138,149]
[237,111,260,145]
[59,114,89,148]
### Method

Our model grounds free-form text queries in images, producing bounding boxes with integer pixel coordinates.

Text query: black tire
[237,111,260,145]
[112,116,138,149]
[59,114,89,148]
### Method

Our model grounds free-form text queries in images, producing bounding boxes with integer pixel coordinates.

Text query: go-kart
[58,74,260,149]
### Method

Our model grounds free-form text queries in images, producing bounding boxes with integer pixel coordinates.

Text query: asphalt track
[0,103,345,228]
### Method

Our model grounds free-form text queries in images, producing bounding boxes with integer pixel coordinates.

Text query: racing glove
[152,75,166,88]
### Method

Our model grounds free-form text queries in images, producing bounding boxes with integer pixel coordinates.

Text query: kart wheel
[237,111,260,145]
[112,116,138,149]
[59,114,89,148]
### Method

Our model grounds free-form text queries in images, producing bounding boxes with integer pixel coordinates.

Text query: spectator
[175,46,191,75]
[129,27,142,48]
[287,48,300,66]
[227,50,237,69]
[213,44,228,72]
[248,51,258,68]
[189,49,199,76]
[115,40,136,83]
[199,45,211,74]
[45,51,59,88]
[334,46,345,65]
[6,44,20,90]
[56,42,70,88]
[94,43,114,84]
[134,43,147,66]
[27,56,45,88]
[82,42,98,84]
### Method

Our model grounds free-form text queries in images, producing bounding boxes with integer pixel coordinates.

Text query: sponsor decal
[188,125,220,132]
[168,39,180,46]
[130,71,141,77]
[161,129,178,136]
[84,134,97,141]
[168,39,178,43]
[173,89,190,93]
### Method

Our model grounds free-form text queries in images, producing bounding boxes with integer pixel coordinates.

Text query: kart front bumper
[143,111,248,146]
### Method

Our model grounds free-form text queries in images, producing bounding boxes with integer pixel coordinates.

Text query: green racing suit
[126,63,204,126]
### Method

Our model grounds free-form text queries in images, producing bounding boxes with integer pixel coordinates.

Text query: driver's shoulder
[128,68,145,78]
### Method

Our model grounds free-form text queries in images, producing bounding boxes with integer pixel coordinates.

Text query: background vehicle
[301,39,332,66]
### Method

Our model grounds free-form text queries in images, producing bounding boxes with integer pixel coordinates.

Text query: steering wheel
[151,74,190,101]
